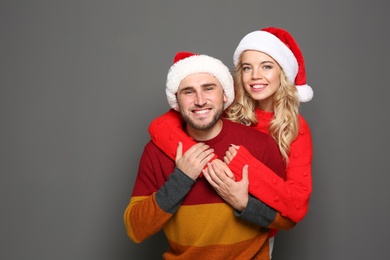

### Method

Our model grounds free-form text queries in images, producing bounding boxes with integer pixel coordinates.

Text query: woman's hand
[224,145,240,165]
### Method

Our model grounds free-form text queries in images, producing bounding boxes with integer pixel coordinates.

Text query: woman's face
[240,50,282,111]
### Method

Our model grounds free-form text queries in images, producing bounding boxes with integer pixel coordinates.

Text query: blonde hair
[226,61,300,162]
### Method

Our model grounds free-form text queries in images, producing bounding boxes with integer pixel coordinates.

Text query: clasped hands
[175,142,249,212]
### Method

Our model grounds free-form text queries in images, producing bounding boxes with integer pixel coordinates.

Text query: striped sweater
[147,109,313,223]
[125,119,294,259]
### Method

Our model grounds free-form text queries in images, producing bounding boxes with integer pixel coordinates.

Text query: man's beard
[180,107,224,131]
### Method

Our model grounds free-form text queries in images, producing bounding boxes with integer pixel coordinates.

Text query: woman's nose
[252,68,263,79]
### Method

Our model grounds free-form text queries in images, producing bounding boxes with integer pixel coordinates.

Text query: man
[124,52,295,259]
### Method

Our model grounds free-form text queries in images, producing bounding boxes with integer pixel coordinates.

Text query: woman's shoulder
[290,114,312,153]
[298,114,311,132]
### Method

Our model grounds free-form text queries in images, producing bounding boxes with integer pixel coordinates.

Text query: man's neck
[186,119,223,141]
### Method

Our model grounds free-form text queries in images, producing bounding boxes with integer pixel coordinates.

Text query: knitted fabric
[126,119,293,259]
[148,109,313,222]
[247,109,313,222]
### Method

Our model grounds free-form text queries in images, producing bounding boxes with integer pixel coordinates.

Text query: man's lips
[192,108,212,115]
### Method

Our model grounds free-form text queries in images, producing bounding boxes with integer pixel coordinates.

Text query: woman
[148,27,313,225]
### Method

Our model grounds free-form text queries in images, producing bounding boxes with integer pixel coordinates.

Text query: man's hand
[175,142,214,180]
[203,161,249,212]
[203,158,235,180]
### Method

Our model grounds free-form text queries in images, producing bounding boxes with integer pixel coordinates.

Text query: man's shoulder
[142,141,172,159]
[140,141,175,169]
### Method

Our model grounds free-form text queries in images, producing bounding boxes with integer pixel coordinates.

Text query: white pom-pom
[297,84,313,102]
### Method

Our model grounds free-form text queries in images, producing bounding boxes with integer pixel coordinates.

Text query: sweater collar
[255,108,274,121]
[194,118,231,146]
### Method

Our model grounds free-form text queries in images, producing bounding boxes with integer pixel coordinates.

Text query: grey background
[1,1,389,259]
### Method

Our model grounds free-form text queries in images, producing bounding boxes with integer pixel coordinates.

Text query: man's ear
[223,94,228,103]
[174,94,180,111]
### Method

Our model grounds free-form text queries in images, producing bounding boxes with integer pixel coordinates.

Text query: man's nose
[194,92,206,106]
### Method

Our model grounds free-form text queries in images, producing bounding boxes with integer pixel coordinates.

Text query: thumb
[175,142,183,163]
[241,165,249,183]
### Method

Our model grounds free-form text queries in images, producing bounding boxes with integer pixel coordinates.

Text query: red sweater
[125,119,294,259]
[147,109,313,223]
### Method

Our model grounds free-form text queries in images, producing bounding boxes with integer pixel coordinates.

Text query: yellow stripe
[164,203,261,246]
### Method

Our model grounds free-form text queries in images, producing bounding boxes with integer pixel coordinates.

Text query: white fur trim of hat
[166,52,234,110]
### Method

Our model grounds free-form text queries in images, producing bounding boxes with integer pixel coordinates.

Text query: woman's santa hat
[166,52,234,110]
[233,27,313,102]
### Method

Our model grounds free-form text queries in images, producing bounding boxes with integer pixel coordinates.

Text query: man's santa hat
[233,27,313,102]
[166,52,234,110]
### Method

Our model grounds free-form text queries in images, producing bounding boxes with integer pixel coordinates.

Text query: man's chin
[188,120,214,131]
[180,107,223,131]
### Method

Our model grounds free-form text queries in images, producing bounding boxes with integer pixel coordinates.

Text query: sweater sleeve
[155,168,195,214]
[124,147,195,243]
[235,195,275,227]
[235,196,296,230]
[124,193,171,243]
[148,109,218,161]
[228,118,312,222]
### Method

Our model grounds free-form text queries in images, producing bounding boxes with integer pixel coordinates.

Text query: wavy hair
[226,61,300,162]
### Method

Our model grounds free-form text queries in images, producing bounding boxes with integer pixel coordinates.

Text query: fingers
[202,162,220,189]
[187,143,214,168]
[204,161,249,211]
[224,145,239,164]
[209,159,234,180]
[223,167,235,180]
[208,162,222,185]
[223,155,231,165]
[206,161,231,186]
[240,165,249,186]
[230,144,240,150]
[176,142,212,163]
[199,150,215,169]
[242,165,249,179]
[175,142,183,163]
[187,143,213,158]
[176,142,214,180]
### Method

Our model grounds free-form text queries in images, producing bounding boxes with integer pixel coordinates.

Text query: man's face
[176,73,227,134]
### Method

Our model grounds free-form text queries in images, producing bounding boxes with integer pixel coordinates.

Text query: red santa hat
[233,27,313,102]
[166,52,234,110]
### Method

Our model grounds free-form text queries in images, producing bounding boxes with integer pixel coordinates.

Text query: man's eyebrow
[201,83,217,87]
[178,83,217,93]
[178,86,194,92]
